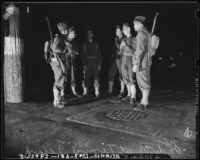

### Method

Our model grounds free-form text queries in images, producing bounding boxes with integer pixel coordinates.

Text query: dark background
[2,2,199,96]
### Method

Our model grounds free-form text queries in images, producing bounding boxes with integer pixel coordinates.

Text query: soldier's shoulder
[137,30,147,39]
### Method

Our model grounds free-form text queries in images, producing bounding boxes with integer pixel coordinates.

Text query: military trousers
[108,58,123,82]
[50,59,65,90]
[121,55,136,85]
[82,59,99,88]
[136,66,151,91]
[65,56,76,87]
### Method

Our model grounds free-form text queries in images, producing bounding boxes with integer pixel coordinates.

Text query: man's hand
[98,65,101,71]
[44,41,49,53]
[132,65,138,72]
[120,41,126,49]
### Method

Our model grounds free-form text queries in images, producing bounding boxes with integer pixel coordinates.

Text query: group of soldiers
[44,15,152,110]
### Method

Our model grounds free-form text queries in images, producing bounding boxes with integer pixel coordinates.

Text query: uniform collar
[138,27,147,32]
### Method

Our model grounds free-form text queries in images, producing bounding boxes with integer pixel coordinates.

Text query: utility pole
[3,3,25,103]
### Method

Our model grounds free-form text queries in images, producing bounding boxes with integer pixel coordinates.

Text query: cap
[134,16,146,24]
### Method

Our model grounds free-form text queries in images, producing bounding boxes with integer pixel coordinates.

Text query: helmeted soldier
[120,23,137,106]
[132,16,152,110]
[44,22,69,108]
[107,25,125,97]
[80,29,102,97]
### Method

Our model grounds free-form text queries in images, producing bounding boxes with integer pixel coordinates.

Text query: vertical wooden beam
[4,6,25,103]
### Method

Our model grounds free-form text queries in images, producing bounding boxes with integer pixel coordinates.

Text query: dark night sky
[20,2,198,55]
[2,2,199,90]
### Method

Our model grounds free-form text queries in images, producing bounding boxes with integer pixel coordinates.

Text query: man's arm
[44,40,51,63]
[134,32,146,66]
[44,41,50,53]
[51,36,65,53]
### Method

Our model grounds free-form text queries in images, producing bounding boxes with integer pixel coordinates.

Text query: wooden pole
[4,6,25,103]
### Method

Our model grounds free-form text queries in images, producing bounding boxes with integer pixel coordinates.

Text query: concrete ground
[4,78,197,159]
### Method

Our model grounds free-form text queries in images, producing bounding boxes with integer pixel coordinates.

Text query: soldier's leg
[50,60,66,107]
[134,67,151,110]
[116,58,125,95]
[107,61,118,93]
[82,65,91,96]
[128,64,137,106]
[121,62,131,101]
[60,58,70,97]
[70,64,77,95]
[94,66,100,97]
[128,63,136,99]
[71,64,81,97]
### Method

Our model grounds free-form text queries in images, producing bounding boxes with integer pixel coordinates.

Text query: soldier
[132,16,151,110]
[66,27,81,97]
[107,25,125,97]
[44,22,69,108]
[80,29,102,97]
[120,23,137,105]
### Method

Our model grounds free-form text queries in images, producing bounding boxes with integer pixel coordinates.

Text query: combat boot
[134,103,149,110]
[121,96,131,102]
[130,98,137,108]
[118,92,124,98]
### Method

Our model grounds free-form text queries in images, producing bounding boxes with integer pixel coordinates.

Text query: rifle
[151,13,159,35]
[45,17,54,43]
[44,17,54,63]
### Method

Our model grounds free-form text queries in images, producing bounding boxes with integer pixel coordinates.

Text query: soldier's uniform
[44,22,70,108]
[132,16,152,110]
[121,36,136,86]
[81,40,102,97]
[107,36,124,95]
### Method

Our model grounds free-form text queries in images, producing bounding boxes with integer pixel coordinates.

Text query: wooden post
[4,6,25,103]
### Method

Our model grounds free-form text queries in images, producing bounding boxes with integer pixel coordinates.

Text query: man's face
[133,21,141,31]
[123,26,130,36]
[6,5,15,15]
[68,31,75,40]
[87,31,93,40]
[116,28,122,37]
